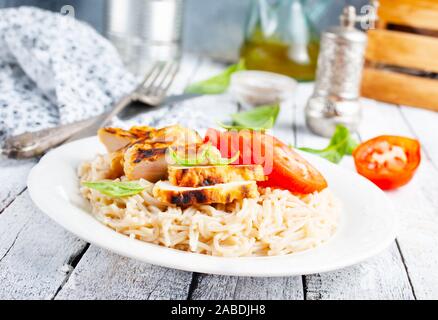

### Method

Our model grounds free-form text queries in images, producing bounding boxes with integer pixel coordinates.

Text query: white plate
[28,137,397,277]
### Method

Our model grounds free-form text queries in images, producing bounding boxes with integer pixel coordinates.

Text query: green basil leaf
[185,59,246,94]
[206,146,240,166]
[299,147,344,164]
[232,104,280,128]
[168,145,239,167]
[83,181,145,198]
[326,125,358,155]
[219,104,280,131]
[218,117,275,131]
[168,147,208,166]
[298,125,359,164]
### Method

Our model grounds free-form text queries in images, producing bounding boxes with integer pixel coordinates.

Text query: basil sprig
[219,104,280,131]
[168,145,240,167]
[299,125,359,164]
[185,59,246,95]
[82,181,145,198]
[168,146,209,166]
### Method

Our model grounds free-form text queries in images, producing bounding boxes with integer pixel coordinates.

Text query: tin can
[105,0,184,75]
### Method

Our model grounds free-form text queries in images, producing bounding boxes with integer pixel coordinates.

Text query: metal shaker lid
[325,6,367,43]
[325,5,368,44]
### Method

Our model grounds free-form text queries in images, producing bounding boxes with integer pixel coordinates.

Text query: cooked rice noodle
[78,155,340,257]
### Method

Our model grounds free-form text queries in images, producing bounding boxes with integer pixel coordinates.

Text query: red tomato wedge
[353,135,421,190]
[204,129,328,194]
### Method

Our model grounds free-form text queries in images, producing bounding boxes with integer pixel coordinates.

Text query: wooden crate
[361,0,438,111]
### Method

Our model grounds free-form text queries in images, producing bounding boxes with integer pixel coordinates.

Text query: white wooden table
[1,55,438,300]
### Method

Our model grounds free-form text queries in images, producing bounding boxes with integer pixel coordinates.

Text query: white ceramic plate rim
[27,137,398,277]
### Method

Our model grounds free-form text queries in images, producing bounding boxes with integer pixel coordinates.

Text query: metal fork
[2,60,179,159]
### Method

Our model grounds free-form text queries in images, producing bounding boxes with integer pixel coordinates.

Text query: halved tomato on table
[204,129,327,194]
[353,136,421,190]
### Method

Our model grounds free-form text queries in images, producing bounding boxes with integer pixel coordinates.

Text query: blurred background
[0,0,368,61]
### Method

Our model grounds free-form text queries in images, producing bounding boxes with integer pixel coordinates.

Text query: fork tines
[136,61,179,105]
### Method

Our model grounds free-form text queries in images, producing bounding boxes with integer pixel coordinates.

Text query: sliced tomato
[205,129,328,194]
[205,128,258,165]
[353,135,421,190]
[257,137,328,194]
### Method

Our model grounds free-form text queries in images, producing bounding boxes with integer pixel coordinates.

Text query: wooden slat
[294,84,415,299]
[305,244,414,300]
[379,0,438,31]
[399,106,438,168]
[366,29,438,74]
[359,98,438,299]
[397,106,438,298]
[0,159,35,213]
[190,275,304,300]
[154,57,234,130]
[0,192,87,299]
[361,68,438,112]
[55,247,192,300]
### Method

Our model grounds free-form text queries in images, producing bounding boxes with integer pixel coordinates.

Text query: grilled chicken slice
[168,165,266,188]
[123,141,170,182]
[153,181,259,206]
[107,151,125,179]
[98,126,154,153]
[100,125,202,153]
[121,125,203,181]
[148,125,202,145]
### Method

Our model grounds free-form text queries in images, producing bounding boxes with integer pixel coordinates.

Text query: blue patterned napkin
[0,7,137,142]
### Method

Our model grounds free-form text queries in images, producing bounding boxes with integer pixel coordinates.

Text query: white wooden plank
[357,98,438,299]
[294,84,414,299]
[0,158,35,212]
[272,90,295,146]
[398,106,438,168]
[305,244,413,300]
[180,58,238,125]
[0,191,87,299]
[191,275,304,300]
[169,54,201,94]
[186,57,227,85]
[155,93,238,130]
[156,58,240,129]
[55,246,192,300]
[292,84,330,150]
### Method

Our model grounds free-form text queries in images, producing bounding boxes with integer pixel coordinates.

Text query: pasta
[79,155,340,257]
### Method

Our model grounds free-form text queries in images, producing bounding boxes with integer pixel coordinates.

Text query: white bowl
[229,70,297,107]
